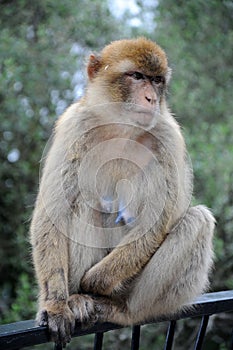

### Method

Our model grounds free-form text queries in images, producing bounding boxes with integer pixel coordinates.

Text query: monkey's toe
[36,309,48,327]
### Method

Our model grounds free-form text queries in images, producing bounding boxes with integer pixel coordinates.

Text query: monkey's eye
[128,72,145,80]
[151,76,164,84]
[133,72,145,80]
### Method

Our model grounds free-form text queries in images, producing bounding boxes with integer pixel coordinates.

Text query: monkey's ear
[87,54,102,81]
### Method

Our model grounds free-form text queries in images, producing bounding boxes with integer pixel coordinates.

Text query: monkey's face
[120,70,165,126]
[87,38,170,129]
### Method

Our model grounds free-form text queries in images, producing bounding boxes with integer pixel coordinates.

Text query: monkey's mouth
[133,110,156,127]
[122,103,156,126]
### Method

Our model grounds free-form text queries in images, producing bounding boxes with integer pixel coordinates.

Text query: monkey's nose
[145,95,156,105]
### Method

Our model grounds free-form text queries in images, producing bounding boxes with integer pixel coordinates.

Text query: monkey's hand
[81,231,164,296]
[81,260,123,296]
[68,294,98,325]
[36,300,75,348]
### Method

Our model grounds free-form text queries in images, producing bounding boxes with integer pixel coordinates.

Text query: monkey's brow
[127,71,164,82]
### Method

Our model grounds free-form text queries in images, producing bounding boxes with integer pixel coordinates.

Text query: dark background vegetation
[0,0,232,349]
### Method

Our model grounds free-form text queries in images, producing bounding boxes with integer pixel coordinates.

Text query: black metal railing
[0,290,233,350]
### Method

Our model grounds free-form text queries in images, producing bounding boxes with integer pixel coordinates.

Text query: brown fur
[30,38,215,347]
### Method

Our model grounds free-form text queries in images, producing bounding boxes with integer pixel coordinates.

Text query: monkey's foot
[68,294,98,326]
[36,300,75,348]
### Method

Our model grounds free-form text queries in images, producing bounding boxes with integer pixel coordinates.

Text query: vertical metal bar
[94,332,104,350]
[230,329,233,350]
[131,325,141,350]
[194,315,209,350]
[164,320,176,350]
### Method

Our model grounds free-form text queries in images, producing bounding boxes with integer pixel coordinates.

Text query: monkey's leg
[89,205,215,325]
[31,209,96,346]
[30,209,75,347]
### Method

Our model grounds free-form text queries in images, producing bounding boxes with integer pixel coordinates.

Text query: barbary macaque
[30,37,215,347]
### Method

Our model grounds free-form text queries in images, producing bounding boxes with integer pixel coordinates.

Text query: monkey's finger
[47,316,64,346]
[49,319,59,345]
[63,320,73,345]
[65,312,75,338]
[68,297,81,320]
[59,321,71,348]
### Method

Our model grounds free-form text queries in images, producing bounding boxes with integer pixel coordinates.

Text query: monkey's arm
[81,223,167,296]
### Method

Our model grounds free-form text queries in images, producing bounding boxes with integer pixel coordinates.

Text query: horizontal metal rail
[0,290,233,350]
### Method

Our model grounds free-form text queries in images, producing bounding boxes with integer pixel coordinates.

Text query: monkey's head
[86,38,171,128]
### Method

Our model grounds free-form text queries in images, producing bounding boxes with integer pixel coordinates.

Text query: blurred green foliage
[154,0,233,294]
[0,0,232,349]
